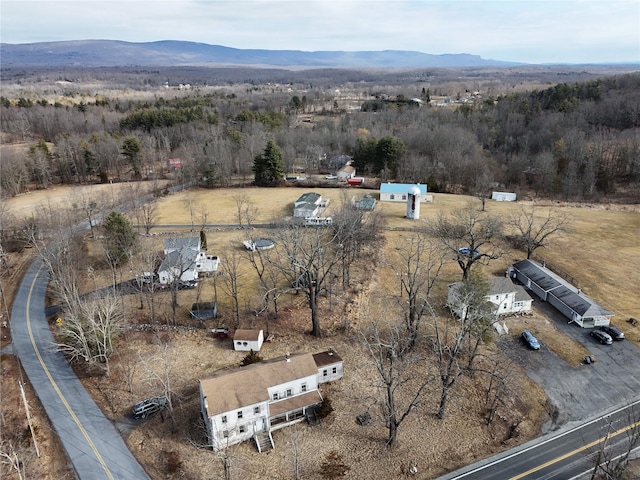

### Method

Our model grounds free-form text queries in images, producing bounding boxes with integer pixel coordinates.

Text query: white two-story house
[447,277,533,319]
[199,350,343,451]
[158,237,219,285]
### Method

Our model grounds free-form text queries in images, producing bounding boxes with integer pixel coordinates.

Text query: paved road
[439,398,640,479]
[10,258,151,480]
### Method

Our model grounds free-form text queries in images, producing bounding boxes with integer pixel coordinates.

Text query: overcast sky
[1,0,639,64]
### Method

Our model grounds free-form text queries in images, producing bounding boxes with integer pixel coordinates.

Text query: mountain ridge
[0,39,523,68]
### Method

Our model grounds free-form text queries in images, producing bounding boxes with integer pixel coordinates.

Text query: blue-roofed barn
[379,183,428,203]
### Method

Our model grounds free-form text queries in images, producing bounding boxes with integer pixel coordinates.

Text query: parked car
[600,325,625,340]
[211,327,229,339]
[590,329,613,345]
[458,247,479,257]
[132,396,168,419]
[521,331,540,350]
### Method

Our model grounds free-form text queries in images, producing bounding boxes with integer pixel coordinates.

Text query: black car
[590,330,613,345]
[600,325,625,340]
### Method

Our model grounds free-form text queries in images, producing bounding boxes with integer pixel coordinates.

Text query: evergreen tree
[102,211,138,267]
[253,140,285,186]
[375,136,406,176]
[200,230,208,250]
[121,137,142,179]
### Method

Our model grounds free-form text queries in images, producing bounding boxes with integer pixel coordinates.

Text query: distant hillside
[0,40,522,68]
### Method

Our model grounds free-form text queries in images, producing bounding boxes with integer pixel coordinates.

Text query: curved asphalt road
[10,258,151,480]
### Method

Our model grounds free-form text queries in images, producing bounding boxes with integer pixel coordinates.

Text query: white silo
[406,185,421,219]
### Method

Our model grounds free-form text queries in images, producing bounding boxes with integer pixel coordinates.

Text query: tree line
[1,72,639,201]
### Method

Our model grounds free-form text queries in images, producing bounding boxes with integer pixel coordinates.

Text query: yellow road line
[509,419,640,480]
[26,266,114,480]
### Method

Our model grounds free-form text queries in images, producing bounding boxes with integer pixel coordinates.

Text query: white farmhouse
[199,350,343,451]
[293,192,329,218]
[158,237,219,285]
[447,277,533,318]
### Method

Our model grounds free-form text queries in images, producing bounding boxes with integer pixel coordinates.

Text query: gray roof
[487,277,532,302]
[159,249,196,274]
[512,259,611,318]
[294,192,322,207]
[164,237,199,252]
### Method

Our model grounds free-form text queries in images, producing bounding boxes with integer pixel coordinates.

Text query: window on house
[239,425,246,433]
[503,303,508,309]
[286,389,292,397]
[301,383,307,392]
[402,195,407,200]
[254,406,260,414]
[323,369,328,377]
[273,393,279,400]
[243,341,248,346]
[237,410,243,419]
[222,430,229,438]
[390,194,395,200]
[332,367,337,374]
[221,415,227,423]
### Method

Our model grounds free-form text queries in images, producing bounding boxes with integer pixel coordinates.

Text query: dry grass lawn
[3,184,640,479]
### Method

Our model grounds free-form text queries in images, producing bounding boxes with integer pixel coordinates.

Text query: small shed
[492,192,517,202]
[191,302,218,320]
[233,329,264,351]
[356,194,377,211]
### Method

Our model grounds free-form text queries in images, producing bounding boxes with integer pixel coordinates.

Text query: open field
[3,184,640,479]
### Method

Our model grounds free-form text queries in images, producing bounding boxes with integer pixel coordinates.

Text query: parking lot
[500,299,640,431]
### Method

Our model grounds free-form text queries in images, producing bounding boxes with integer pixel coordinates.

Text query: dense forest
[1,67,639,202]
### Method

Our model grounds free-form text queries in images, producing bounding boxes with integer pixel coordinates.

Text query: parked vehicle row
[520,323,625,352]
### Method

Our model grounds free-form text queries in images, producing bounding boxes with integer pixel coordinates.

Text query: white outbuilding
[491,192,517,202]
[234,329,264,352]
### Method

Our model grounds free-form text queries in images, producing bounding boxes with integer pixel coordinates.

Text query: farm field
[3,184,640,479]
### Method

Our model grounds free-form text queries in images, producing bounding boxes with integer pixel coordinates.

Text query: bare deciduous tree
[361,320,431,447]
[274,225,342,337]
[244,244,284,333]
[219,249,244,327]
[234,192,257,227]
[140,335,178,431]
[391,232,444,349]
[434,203,503,280]
[139,199,159,235]
[331,192,381,288]
[433,277,499,419]
[56,292,123,376]
[507,206,571,259]
[591,408,640,480]
[70,187,103,238]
